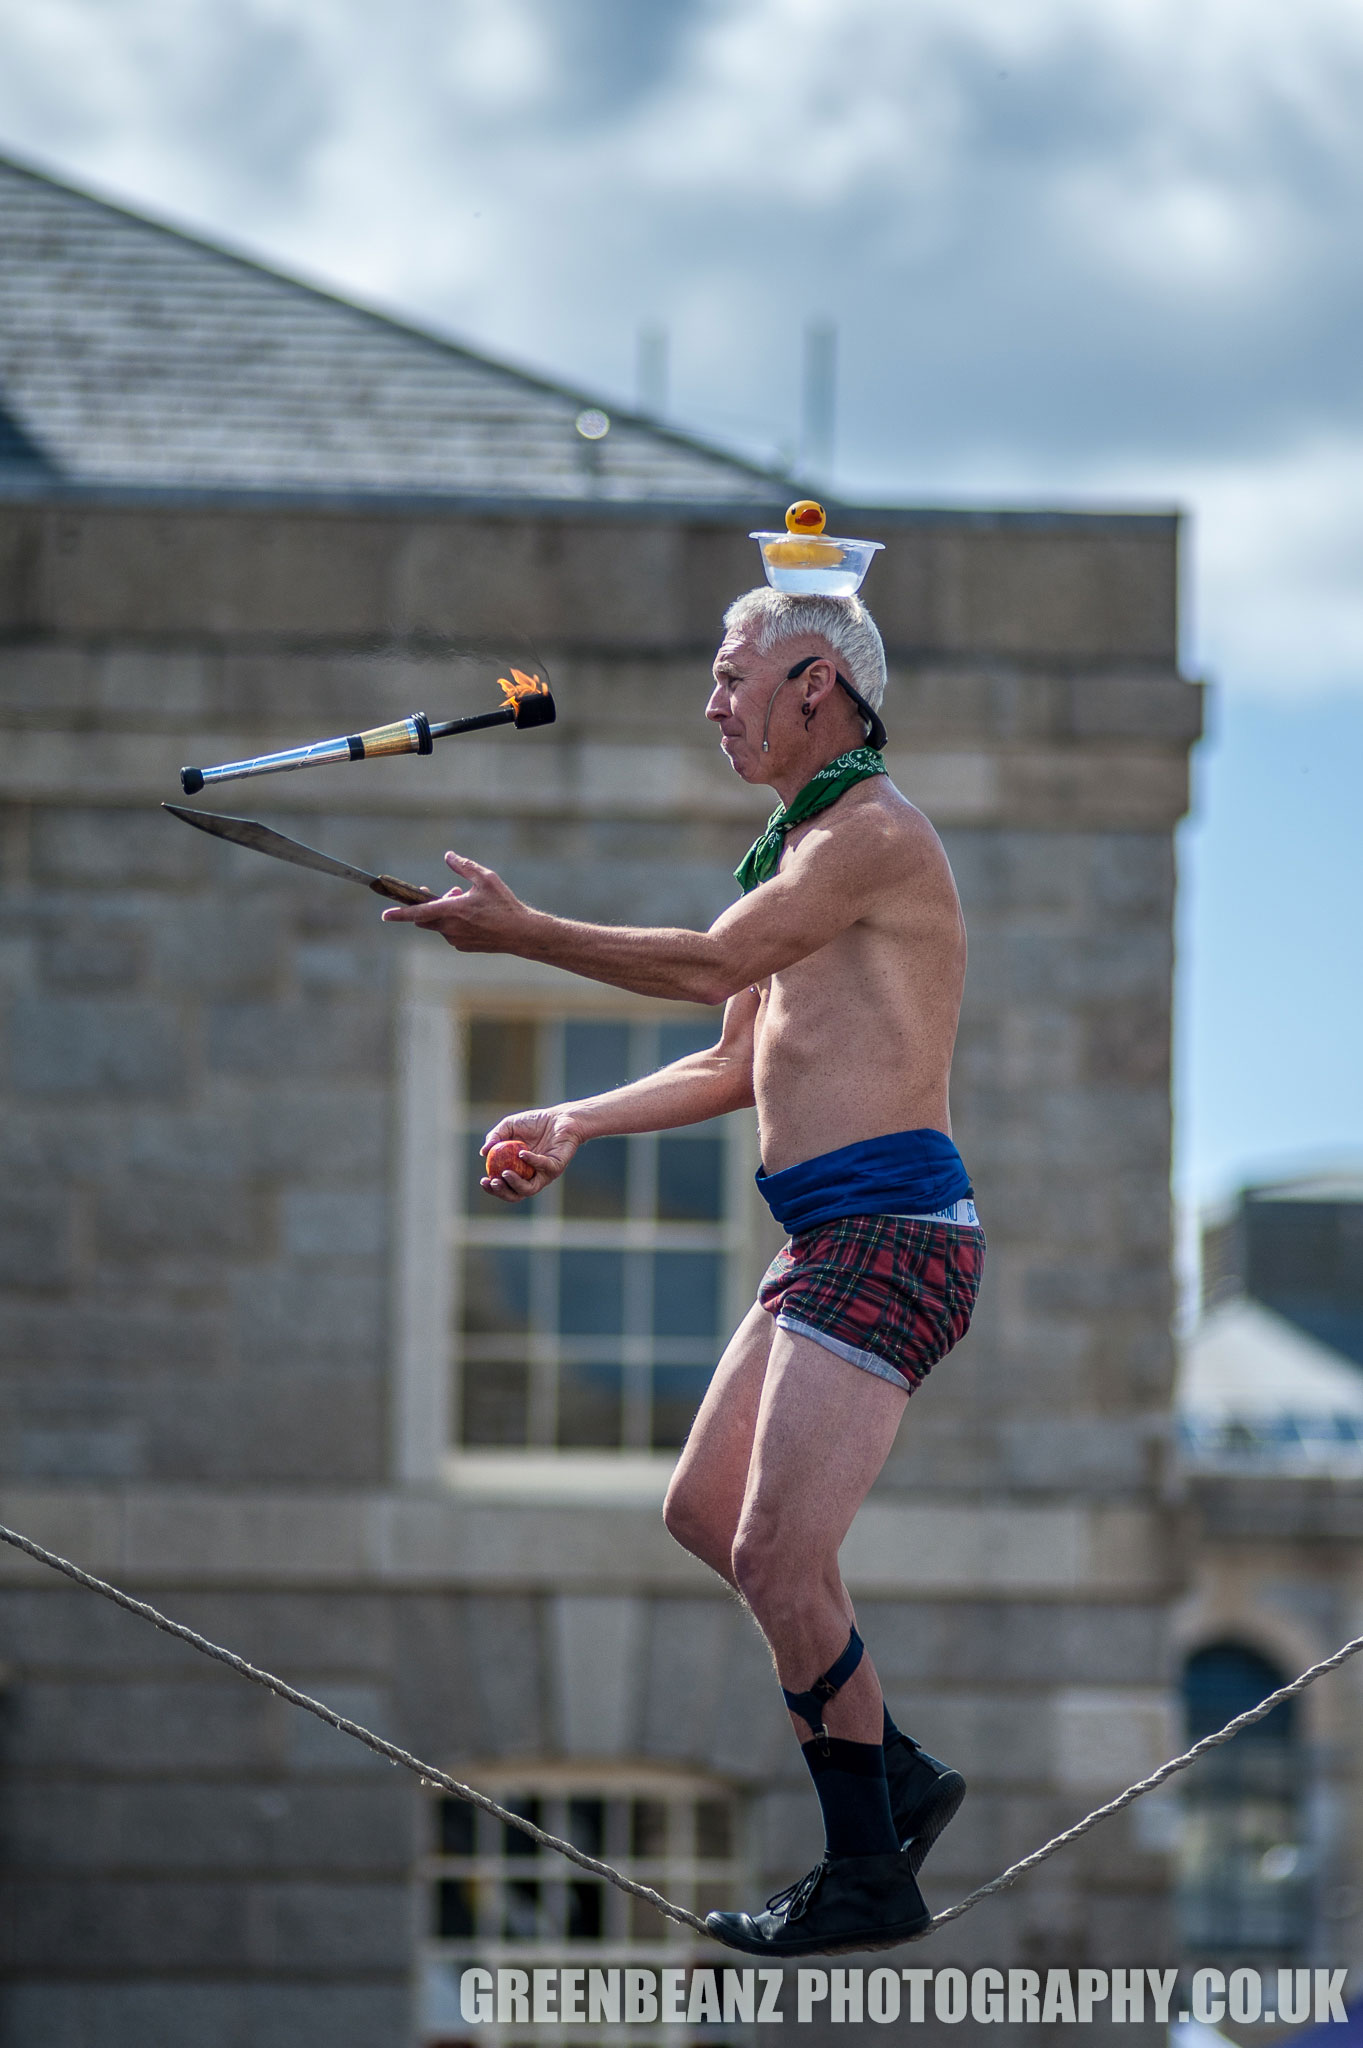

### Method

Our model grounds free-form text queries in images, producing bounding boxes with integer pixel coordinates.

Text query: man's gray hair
[722,588,888,710]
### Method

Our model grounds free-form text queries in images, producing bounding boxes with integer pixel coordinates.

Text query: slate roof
[0,152,781,505]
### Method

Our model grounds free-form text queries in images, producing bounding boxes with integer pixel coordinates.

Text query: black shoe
[705,1849,933,1957]
[884,1732,966,1872]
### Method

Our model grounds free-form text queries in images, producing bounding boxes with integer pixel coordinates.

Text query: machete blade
[161,804,432,903]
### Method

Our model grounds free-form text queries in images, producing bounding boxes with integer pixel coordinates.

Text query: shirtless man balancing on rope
[383,587,984,1956]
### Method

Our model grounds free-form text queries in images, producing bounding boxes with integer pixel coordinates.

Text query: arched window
[1177,1642,1311,1958]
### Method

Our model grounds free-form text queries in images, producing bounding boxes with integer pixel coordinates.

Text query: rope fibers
[2,1520,1359,1941]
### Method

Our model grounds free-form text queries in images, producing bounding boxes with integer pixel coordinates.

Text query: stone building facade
[0,483,1202,2046]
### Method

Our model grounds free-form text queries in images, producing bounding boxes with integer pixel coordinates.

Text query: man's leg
[707,1325,934,1953]
[731,1324,905,1740]
[667,1307,961,1863]
[662,1299,773,1587]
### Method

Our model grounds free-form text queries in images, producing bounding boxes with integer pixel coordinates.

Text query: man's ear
[801,656,842,707]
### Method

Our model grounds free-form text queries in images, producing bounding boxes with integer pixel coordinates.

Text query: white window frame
[416,1761,748,2048]
[392,951,772,1492]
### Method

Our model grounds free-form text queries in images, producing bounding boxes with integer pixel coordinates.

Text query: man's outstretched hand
[381,852,532,951]
[478,1108,583,1203]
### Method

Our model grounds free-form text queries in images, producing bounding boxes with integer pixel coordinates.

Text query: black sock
[801,1737,899,1859]
[882,1703,902,1746]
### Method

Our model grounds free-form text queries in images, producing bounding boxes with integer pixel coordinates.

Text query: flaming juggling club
[178,670,555,794]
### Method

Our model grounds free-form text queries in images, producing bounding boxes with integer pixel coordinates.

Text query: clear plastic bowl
[749,531,884,596]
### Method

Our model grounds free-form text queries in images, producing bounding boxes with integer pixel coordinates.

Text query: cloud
[1,0,1363,691]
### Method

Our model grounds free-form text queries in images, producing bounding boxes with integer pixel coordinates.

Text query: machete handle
[369,875,435,905]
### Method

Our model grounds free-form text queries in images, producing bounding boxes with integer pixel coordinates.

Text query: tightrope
[2,1518,1360,1941]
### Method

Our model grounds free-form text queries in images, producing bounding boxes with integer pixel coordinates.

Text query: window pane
[659,1020,715,1064]
[462,1247,531,1333]
[651,1364,713,1450]
[557,1362,623,1449]
[560,1250,624,1335]
[631,1800,668,1858]
[468,1017,537,1105]
[435,1879,474,1939]
[564,1021,630,1098]
[439,1799,475,1856]
[567,1880,604,1940]
[652,1252,721,1339]
[561,1136,628,1220]
[567,1799,605,1856]
[503,1800,541,1858]
[503,1880,542,1939]
[657,1136,724,1222]
[461,1361,528,1447]
[696,1800,732,1860]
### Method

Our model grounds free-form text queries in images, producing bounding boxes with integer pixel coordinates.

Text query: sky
[0,0,1359,1212]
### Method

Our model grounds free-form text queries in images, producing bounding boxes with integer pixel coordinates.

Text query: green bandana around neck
[734,746,888,893]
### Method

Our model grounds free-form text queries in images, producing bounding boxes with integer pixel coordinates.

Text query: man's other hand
[381,852,529,950]
[478,1109,582,1203]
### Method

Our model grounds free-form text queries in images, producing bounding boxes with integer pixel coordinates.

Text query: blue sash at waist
[755,1128,972,1235]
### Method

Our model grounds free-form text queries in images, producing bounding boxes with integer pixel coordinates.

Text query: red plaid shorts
[758,1213,985,1394]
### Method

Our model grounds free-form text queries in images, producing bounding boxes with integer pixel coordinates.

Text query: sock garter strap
[781,1627,865,1749]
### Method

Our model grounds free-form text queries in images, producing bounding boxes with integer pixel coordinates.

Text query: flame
[497,668,547,710]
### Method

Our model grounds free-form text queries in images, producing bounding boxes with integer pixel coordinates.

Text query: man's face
[706,630,787,781]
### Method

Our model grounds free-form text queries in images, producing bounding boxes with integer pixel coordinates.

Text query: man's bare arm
[480,990,758,1203]
[383,799,912,1003]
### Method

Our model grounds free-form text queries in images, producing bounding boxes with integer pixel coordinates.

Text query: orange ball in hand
[484,1140,534,1183]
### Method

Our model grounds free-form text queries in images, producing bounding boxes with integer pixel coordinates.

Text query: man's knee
[663,1472,725,1566]
[731,1516,789,1616]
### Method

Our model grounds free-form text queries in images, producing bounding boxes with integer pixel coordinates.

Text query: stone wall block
[639,1596,735,1762]
[282,1189,387,1261]
[211,651,441,731]
[132,1373,387,1484]
[0,1983,411,2048]
[207,1000,388,1080]
[0,644,93,716]
[708,1617,792,1778]
[0,1187,73,1290]
[96,649,214,720]
[15,1423,145,1481]
[240,1084,388,1181]
[462,1593,548,1757]
[389,1596,478,1762]
[1066,671,1203,743]
[30,808,214,887]
[1089,832,1175,911]
[1001,1418,1164,1493]
[38,916,147,991]
[549,1594,645,1757]
[230,1268,384,1367]
[44,510,397,637]
[151,901,287,996]
[396,516,686,645]
[243,1879,413,1970]
[1081,1003,1170,1087]
[889,1691,1054,1783]
[9,998,186,1098]
[867,1600,1165,1688]
[4,1679,280,1773]
[285,1684,393,1775]
[0,1587,392,1673]
[0,1302,225,1374]
[0,1878,246,1974]
[0,1780,412,1872]
[93,1171,267,1261]
[932,529,1178,661]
